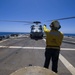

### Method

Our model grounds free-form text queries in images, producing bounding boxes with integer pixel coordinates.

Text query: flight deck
[0,34,75,75]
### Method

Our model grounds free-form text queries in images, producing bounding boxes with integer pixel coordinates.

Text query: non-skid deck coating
[0,35,75,75]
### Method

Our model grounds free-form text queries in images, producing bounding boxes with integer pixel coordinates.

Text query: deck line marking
[0,45,75,50]
[63,40,75,44]
[43,39,75,75]
[59,54,75,75]
[0,39,8,43]
[61,48,75,50]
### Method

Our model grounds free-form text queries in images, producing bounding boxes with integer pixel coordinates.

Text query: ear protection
[50,20,61,30]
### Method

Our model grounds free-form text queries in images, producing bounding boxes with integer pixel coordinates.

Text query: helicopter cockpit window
[31,25,35,29]
[39,27,42,30]
[31,27,35,30]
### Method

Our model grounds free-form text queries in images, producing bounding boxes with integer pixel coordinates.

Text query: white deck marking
[61,48,75,50]
[0,39,8,43]
[0,46,44,49]
[0,45,75,51]
[63,40,75,44]
[59,54,75,75]
[43,39,75,75]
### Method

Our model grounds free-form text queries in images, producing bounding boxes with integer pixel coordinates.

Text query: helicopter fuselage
[30,25,43,39]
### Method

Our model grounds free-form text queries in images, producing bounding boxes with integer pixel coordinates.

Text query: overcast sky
[0,0,75,33]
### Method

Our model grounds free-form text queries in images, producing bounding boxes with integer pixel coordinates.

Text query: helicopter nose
[33,30,39,32]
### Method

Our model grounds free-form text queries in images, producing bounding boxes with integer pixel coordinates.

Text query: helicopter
[29,21,43,39]
[0,16,75,40]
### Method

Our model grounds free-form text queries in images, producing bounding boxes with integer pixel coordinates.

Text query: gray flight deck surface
[0,35,75,75]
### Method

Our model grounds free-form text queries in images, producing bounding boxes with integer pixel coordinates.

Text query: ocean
[64,33,75,37]
[0,32,75,37]
[0,32,28,36]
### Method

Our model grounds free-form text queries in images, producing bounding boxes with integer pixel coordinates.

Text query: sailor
[43,20,63,73]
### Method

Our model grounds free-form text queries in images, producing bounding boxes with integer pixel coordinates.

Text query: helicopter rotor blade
[24,24,32,25]
[0,20,33,23]
[0,20,42,25]
[46,16,75,22]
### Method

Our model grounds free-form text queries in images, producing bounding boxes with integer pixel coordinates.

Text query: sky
[0,0,75,33]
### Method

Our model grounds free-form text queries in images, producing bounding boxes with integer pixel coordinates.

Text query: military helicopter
[29,21,43,39]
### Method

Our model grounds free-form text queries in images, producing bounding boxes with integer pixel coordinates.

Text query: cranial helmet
[50,20,61,30]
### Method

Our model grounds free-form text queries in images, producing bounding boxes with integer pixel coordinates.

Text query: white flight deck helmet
[50,20,61,30]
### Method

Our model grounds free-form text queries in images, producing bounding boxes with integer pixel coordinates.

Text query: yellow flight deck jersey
[43,26,63,49]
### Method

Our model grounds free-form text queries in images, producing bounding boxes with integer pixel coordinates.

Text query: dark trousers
[44,48,60,73]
